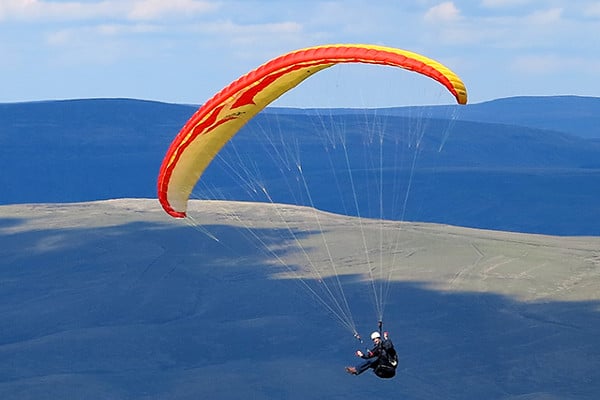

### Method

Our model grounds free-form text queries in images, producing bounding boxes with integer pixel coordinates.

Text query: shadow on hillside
[0,217,26,229]
[0,219,598,400]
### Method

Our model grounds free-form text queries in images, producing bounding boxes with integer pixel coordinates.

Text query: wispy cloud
[127,0,218,20]
[511,54,599,74]
[582,2,600,18]
[195,20,303,37]
[46,23,162,46]
[424,1,462,22]
[526,7,563,24]
[0,0,218,21]
[481,0,534,8]
[0,0,118,21]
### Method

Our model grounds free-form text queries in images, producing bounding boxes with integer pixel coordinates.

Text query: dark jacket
[361,338,397,366]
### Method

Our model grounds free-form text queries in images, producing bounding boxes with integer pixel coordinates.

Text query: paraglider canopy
[157,44,467,218]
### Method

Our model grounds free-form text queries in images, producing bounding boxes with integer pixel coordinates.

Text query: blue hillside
[1,97,599,235]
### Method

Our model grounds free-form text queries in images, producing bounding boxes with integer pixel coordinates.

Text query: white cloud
[202,20,301,35]
[127,0,217,20]
[583,2,600,18]
[511,54,599,74]
[45,22,163,47]
[424,2,461,22]
[526,7,563,24]
[96,23,163,36]
[512,55,560,73]
[481,0,533,8]
[45,29,71,46]
[43,24,167,68]
[0,0,117,21]
[0,0,217,21]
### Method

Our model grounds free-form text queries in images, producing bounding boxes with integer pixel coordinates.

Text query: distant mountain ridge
[270,95,600,139]
[392,95,600,139]
[1,96,599,235]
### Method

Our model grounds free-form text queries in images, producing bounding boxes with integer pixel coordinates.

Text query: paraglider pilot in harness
[346,331,398,378]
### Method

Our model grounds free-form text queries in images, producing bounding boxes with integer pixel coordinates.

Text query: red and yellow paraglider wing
[158,44,467,218]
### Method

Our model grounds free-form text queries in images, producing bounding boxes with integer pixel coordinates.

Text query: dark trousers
[356,358,380,375]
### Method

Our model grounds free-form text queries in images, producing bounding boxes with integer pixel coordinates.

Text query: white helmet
[370,331,381,340]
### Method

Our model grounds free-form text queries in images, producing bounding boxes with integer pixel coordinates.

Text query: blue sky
[1,0,599,107]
